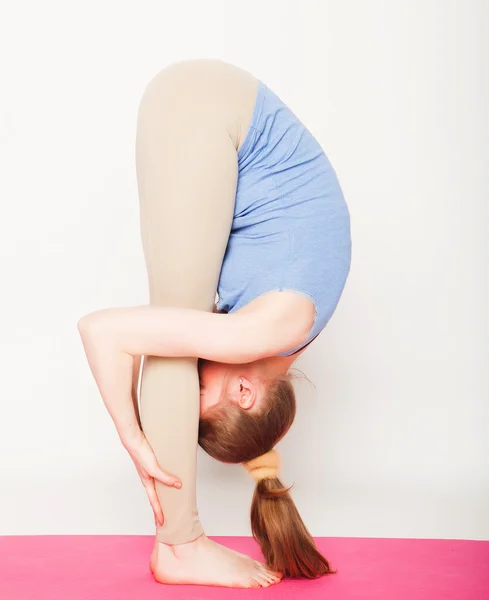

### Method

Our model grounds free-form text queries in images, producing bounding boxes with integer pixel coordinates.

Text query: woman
[78,59,351,587]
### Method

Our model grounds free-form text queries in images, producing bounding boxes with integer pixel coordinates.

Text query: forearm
[77,313,142,449]
[76,303,272,366]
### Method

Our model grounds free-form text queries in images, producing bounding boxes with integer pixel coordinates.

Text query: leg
[135,61,279,587]
[136,69,236,545]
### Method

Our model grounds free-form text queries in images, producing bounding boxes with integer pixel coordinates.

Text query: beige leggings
[135,60,258,545]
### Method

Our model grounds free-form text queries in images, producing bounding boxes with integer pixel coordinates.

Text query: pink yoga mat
[1,536,488,599]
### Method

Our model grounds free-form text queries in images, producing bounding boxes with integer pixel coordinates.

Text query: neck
[253,353,296,377]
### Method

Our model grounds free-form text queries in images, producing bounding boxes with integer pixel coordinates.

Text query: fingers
[145,480,164,526]
[135,434,182,488]
[151,466,182,489]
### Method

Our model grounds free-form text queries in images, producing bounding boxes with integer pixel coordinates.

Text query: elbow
[77,310,122,351]
[77,315,92,339]
[77,312,102,339]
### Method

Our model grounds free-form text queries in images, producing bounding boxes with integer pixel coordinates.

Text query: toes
[264,567,283,581]
[253,574,271,588]
[253,560,282,578]
[248,577,262,588]
[256,569,280,586]
[255,563,281,584]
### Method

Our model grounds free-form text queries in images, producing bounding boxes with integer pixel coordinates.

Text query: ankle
[172,533,207,558]
[157,533,207,559]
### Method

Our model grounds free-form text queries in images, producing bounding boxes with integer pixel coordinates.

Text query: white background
[0,0,487,540]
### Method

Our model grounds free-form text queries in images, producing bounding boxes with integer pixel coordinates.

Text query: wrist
[131,392,142,426]
[120,425,144,451]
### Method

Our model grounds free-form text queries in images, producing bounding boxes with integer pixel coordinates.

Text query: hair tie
[242,449,280,482]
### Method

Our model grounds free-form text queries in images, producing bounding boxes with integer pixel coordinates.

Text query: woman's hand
[124,430,182,526]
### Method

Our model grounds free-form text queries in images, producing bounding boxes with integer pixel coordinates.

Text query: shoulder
[203,290,315,362]
[235,289,316,356]
[208,289,315,361]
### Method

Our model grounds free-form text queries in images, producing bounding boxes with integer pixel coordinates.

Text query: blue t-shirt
[216,81,352,356]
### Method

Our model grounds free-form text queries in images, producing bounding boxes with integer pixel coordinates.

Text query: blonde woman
[78,59,351,588]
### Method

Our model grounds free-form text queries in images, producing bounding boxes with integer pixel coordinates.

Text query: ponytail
[250,477,334,578]
[243,450,335,579]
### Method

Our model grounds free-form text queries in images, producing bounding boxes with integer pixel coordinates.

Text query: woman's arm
[78,302,306,364]
[77,306,260,446]
[78,316,142,449]
[77,316,181,524]
[77,302,310,442]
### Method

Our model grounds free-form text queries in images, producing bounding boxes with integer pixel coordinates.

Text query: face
[197,358,263,417]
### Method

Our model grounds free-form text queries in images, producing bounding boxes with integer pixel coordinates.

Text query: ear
[237,376,257,410]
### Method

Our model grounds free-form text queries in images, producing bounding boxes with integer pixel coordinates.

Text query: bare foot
[149,533,282,588]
